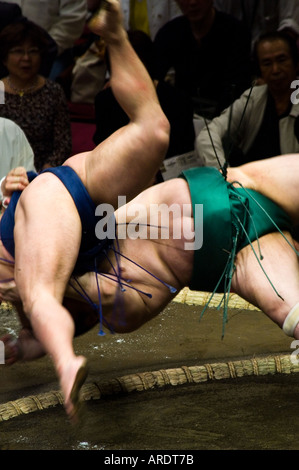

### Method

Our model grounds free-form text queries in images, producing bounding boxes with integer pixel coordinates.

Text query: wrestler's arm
[227,154,299,225]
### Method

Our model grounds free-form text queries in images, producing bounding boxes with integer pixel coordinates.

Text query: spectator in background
[69,0,182,105]
[93,29,195,159]
[195,31,299,168]
[214,0,299,51]
[0,118,35,212]
[0,117,35,179]
[120,0,182,40]
[0,1,57,78]
[153,0,252,119]
[3,0,87,80]
[0,20,72,172]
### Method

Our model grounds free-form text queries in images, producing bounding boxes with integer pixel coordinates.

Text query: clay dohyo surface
[0,301,297,450]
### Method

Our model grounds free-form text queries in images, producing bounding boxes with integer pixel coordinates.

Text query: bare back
[112,179,194,325]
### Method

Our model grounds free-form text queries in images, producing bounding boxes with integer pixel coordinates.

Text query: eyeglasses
[8,47,40,57]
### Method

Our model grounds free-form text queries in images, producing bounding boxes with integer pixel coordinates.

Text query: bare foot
[88,0,125,44]
[60,355,88,422]
[0,279,20,303]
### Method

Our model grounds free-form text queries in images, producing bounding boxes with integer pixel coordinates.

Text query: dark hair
[0,18,49,62]
[252,30,299,76]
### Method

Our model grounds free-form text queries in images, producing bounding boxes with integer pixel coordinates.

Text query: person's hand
[0,279,20,303]
[1,167,29,207]
[0,334,22,365]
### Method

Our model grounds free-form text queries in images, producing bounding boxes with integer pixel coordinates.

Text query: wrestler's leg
[231,231,299,338]
[13,174,87,420]
[227,154,299,225]
[67,0,170,208]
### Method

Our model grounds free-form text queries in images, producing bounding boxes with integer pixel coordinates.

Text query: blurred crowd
[0,0,299,180]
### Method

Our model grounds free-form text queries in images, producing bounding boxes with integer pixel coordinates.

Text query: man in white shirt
[0,118,35,205]
[0,117,35,178]
[195,31,299,168]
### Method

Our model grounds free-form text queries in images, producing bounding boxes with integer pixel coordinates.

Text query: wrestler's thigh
[13,173,82,304]
[83,123,166,208]
[236,155,299,225]
[231,231,299,326]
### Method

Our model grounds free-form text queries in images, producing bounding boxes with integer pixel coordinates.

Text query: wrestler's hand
[0,279,20,303]
[1,167,29,208]
[1,329,46,365]
[0,334,22,365]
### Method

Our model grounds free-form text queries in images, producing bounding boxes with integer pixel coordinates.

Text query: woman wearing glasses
[0,20,71,172]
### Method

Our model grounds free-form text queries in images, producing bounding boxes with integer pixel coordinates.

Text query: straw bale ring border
[0,292,298,422]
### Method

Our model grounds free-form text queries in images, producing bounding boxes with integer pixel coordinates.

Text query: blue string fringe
[69,229,177,337]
